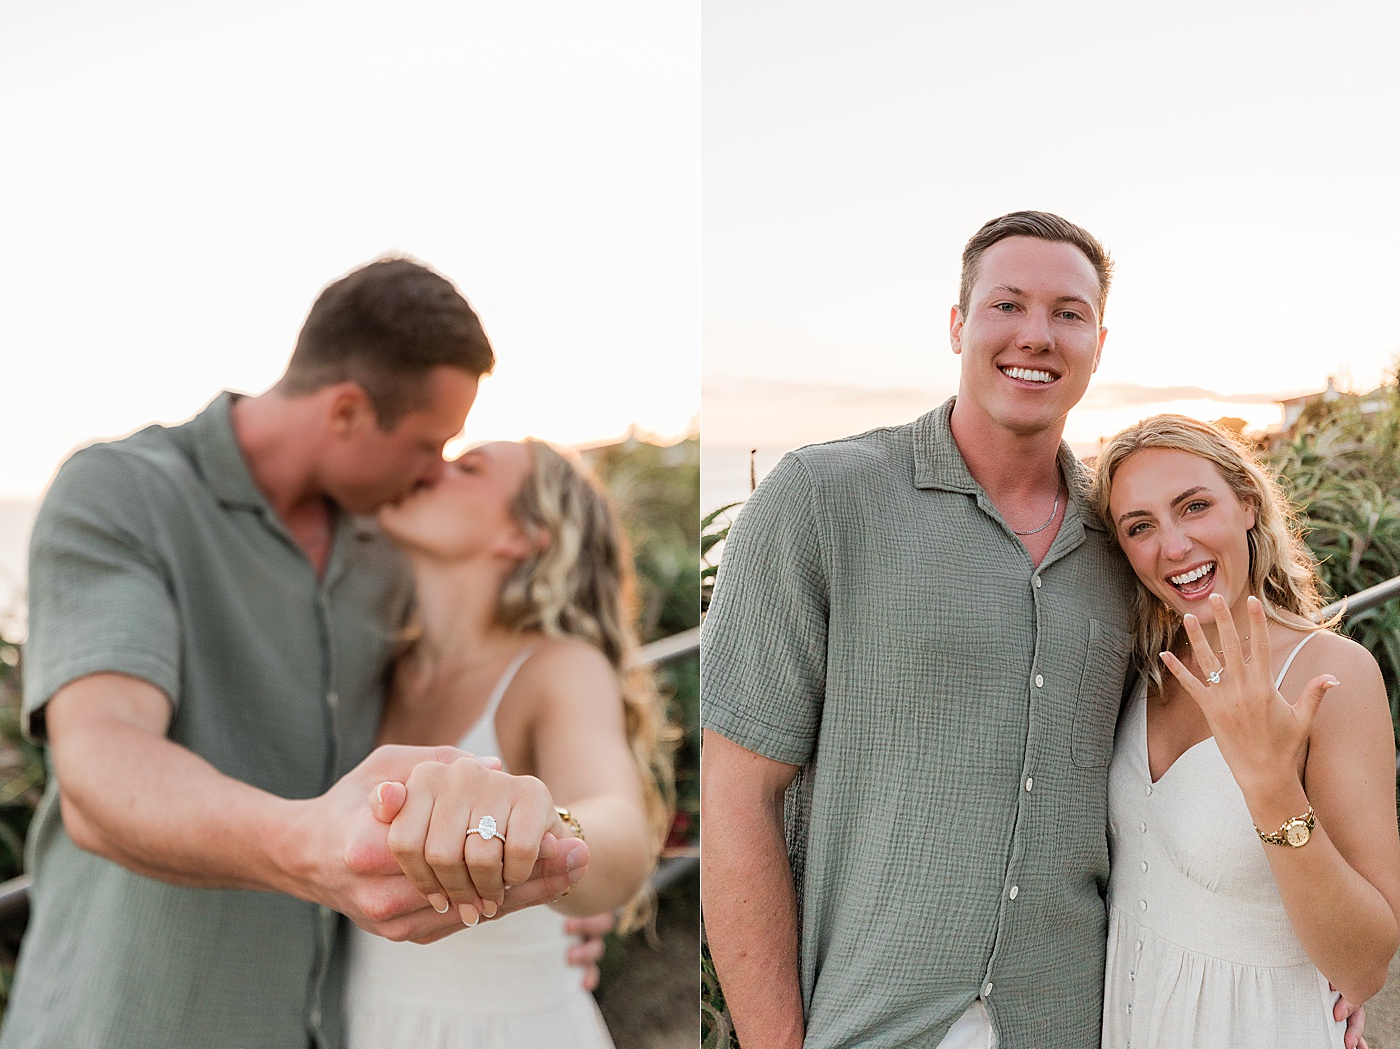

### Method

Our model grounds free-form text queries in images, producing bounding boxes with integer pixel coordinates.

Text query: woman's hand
[1159,594,1338,797]
[370,758,580,926]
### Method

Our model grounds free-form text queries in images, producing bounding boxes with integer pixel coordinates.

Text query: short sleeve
[23,447,181,740]
[701,452,828,766]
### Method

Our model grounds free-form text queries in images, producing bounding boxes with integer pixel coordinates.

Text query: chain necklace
[1011,487,1062,536]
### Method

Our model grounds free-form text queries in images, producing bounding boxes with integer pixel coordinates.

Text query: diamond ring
[1207,668,1225,685]
[465,815,506,844]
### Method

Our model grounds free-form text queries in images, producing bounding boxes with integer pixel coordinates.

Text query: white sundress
[1102,632,1346,1049]
[345,647,615,1049]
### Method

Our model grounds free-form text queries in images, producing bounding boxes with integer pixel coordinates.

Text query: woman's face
[377,441,535,562]
[1107,447,1257,625]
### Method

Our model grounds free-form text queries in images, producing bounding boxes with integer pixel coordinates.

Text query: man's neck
[229,391,332,524]
[948,397,1066,500]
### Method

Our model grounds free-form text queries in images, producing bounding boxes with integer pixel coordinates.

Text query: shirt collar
[191,391,268,511]
[912,397,1105,533]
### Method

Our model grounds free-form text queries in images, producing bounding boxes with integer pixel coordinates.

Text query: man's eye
[994,302,1016,312]
[1059,310,1082,321]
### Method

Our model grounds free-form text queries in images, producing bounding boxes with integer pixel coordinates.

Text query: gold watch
[1256,806,1315,848]
[555,806,585,841]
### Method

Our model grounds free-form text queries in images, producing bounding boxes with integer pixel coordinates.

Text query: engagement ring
[1207,668,1225,685]
[466,815,505,843]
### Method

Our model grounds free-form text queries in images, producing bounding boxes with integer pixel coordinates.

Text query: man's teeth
[1003,367,1056,384]
[1170,563,1215,586]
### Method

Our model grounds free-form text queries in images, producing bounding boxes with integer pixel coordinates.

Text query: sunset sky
[1,2,698,499]
[703,0,1400,508]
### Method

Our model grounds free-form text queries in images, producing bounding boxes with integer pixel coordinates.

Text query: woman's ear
[496,524,550,561]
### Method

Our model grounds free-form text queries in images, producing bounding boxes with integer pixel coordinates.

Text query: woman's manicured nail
[460,903,480,927]
[428,893,449,914]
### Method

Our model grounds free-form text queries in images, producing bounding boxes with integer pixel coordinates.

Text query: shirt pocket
[1071,618,1135,769]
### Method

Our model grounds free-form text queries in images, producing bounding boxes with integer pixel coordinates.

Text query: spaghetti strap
[481,644,537,724]
[1273,631,1320,689]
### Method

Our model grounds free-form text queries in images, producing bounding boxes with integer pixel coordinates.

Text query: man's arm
[46,672,579,942]
[701,729,805,1049]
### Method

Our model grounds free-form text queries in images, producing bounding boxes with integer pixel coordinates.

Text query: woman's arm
[1260,633,1400,1003]
[515,640,655,917]
[1165,596,1400,1002]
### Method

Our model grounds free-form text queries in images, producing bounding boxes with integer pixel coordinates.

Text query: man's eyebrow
[1115,486,1211,527]
[986,285,1093,308]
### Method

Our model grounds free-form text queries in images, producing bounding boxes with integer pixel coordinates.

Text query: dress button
[1126,1003,1133,1015]
[1009,886,1019,900]
[1034,674,1044,688]
[983,982,993,997]
[1140,861,1148,873]
[1139,822,1147,833]
[1145,785,1153,797]
[1139,900,1147,912]
[1135,940,1143,952]
[1129,971,1135,981]
[1025,777,1034,792]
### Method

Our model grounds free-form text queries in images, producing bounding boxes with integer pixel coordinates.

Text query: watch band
[1256,806,1315,847]
[555,805,585,842]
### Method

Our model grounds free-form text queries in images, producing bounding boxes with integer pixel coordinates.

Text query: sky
[703,0,1400,508]
[0,2,699,500]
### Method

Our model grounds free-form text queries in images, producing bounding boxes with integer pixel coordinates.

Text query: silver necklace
[1011,487,1061,536]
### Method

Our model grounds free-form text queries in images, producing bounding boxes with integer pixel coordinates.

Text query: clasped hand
[370,756,587,931]
[1159,594,1338,794]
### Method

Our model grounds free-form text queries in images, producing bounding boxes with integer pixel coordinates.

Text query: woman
[344,439,673,1048]
[1091,415,1400,1048]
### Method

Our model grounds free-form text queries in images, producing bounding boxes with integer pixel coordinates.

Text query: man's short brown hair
[281,257,495,427]
[959,211,1113,322]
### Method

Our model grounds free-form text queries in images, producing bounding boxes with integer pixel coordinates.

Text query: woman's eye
[1185,500,1209,513]
[1125,522,1148,537]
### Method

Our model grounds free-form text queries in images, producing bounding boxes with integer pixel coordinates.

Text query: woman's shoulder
[511,635,619,700]
[1287,628,1381,683]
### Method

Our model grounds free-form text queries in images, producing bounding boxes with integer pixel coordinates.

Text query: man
[1,258,588,1049]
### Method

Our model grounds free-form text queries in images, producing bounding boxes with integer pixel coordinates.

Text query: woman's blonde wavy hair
[1089,415,1333,691]
[496,439,676,929]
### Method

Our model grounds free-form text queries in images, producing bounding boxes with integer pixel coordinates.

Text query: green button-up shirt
[3,393,411,1049]
[702,399,1138,1049]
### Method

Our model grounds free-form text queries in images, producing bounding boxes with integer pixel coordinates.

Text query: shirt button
[1127,1003,1133,1015]
[983,982,993,997]
[1145,785,1153,796]
[1139,900,1147,912]
[1033,576,1042,589]
[1009,886,1019,900]
[1129,971,1135,981]
[1034,674,1044,688]
[1025,777,1034,792]
[1140,861,1148,873]
[1139,822,1147,833]
[327,690,339,709]
[1135,940,1143,952]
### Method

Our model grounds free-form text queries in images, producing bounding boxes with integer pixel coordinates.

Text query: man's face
[324,365,479,514]
[949,236,1107,439]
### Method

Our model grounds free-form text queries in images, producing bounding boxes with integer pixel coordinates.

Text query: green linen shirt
[2,393,412,1049]
[702,399,1139,1049]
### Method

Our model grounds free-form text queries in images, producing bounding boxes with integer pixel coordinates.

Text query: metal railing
[0,628,702,937]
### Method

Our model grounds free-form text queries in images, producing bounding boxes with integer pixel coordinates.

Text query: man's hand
[292,744,496,943]
[367,765,589,939]
[564,911,616,991]
[1334,989,1368,1049]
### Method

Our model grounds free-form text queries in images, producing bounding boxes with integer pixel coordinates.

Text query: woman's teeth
[1169,562,1215,593]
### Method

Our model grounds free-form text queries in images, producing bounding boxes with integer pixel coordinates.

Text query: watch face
[1285,821,1311,847]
